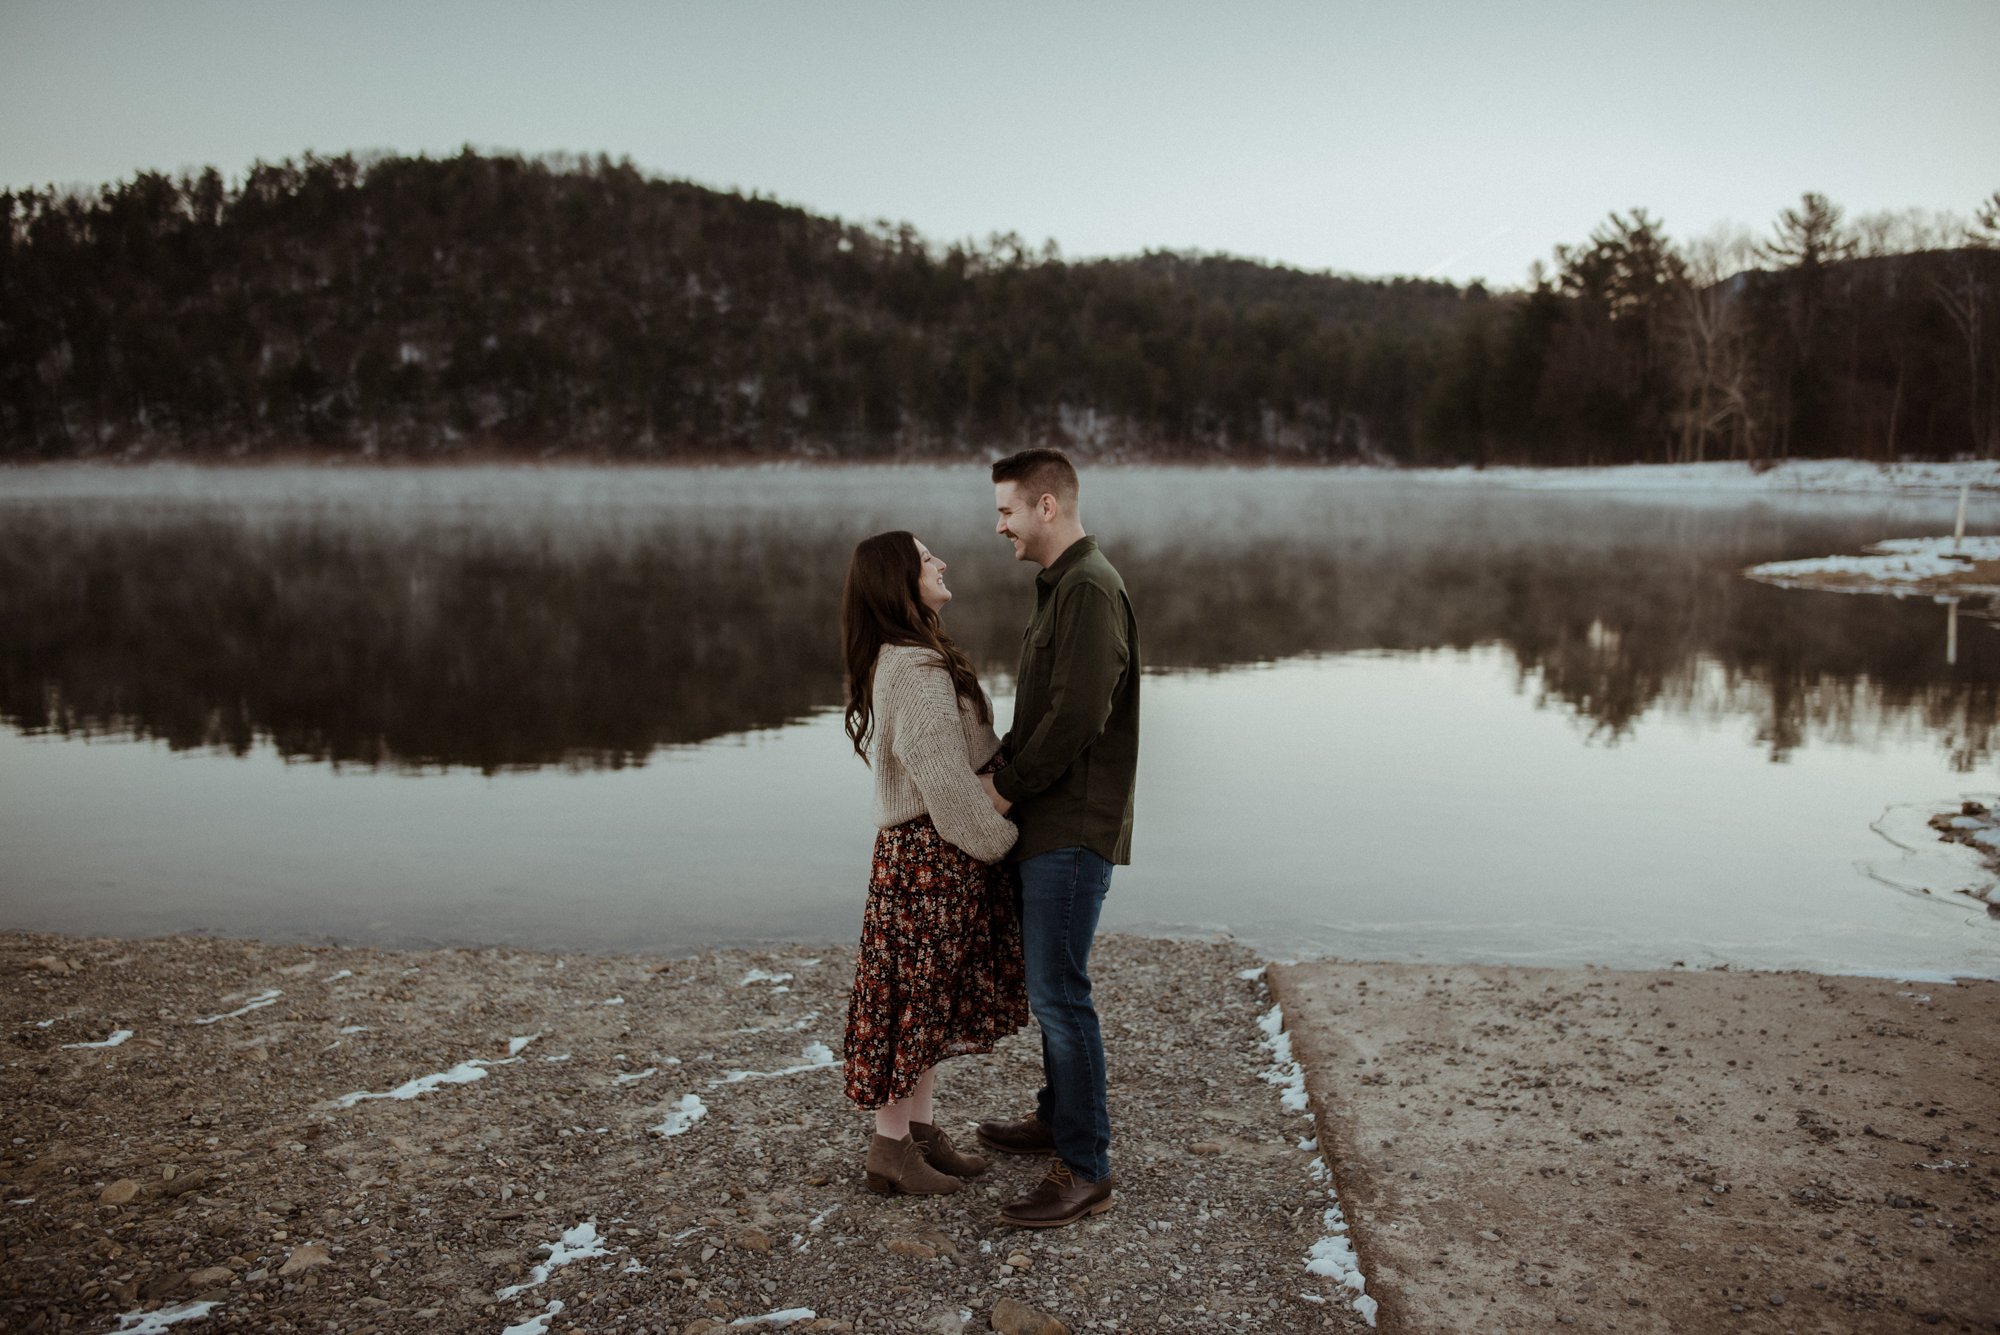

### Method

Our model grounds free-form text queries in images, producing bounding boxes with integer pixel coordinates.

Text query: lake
[2,464,1996,979]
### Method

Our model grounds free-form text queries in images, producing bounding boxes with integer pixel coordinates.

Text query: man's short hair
[991,448,1079,512]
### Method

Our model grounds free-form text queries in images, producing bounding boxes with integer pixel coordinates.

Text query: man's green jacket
[991,536,1141,864]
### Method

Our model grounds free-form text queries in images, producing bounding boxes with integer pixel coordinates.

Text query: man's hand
[980,772,1013,816]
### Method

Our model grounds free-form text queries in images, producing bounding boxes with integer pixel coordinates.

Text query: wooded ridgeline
[3,150,1996,463]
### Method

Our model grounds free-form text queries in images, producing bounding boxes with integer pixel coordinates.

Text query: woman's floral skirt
[841,814,1029,1109]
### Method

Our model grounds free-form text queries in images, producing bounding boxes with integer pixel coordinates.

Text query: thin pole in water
[1954,482,1970,555]
[1948,599,1960,667]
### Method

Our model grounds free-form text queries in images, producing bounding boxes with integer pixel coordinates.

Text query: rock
[924,1306,968,1333]
[886,1236,939,1260]
[1478,1229,1501,1242]
[185,1266,234,1287]
[1188,1141,1223,1156]
[732,1227,772,1252]
[1769,1293,1786,1307]
[98,1178,140,1206]
[1004,1252,1032,1270]
[682,1321,723,1335]
[990,1297,1068,1335]
[162,1168,208,1197]
[278,1242,333,1275]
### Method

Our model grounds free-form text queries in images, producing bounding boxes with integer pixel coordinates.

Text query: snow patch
[711,1042,838,1085]
[1747,536,2000,595]
[1456,458,2000,498]
[1860,802,1998,910]
[61,1029,133,1050]
[506,1034,540,1056]
[600,996,625,1006]
[192,989,282,1025]
[500,1298,564,1335]
[614,1066,658,1085]
[326,969,353,981]
[333,1052,523,1108]
[651,1093,708,1137]
[1306,1212,1378,1324]
[337,1025,369,1035]
[739,969,794,986]
[729,1310,816,1328]
[1237,965,1268,981]
[110,1301,221,1332]
[494,1221,615,1301]
[1251,986,1377,1327]
[1256,1005,1310,1113]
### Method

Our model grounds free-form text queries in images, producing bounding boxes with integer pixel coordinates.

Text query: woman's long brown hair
[842,531,991,763]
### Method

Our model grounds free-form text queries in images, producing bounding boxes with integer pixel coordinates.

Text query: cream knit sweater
[869,644,1018,865]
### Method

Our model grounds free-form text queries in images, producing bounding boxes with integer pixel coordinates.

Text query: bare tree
[1668,230,1763,463]
[1970,191,2000,248]
[1932,261,1990,455]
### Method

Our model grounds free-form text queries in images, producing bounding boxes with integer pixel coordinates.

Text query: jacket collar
[1036,535,1098,589]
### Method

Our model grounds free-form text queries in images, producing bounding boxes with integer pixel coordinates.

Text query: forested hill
[2,150,1995,464]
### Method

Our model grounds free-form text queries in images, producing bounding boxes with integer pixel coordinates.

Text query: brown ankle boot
[910,1121,988,1177]
[863,1133,962,1196]
[976,1111,1056,1155]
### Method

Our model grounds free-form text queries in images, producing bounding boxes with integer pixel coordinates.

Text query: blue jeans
[1017,846,1114,1182]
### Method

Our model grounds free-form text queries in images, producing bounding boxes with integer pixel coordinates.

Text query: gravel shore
[1,931,1367,1335]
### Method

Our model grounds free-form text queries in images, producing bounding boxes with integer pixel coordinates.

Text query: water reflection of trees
[2,482,1995,770]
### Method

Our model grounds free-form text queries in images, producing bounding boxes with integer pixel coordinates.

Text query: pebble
[990,1296,1069,1335]
[98,1179,140,1207]
[1005,1252,1032,1271]
[277,1243,333,1276]
[1477,1230,1501,1242]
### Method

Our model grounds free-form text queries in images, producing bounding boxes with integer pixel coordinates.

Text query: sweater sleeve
[885,656,1019,864]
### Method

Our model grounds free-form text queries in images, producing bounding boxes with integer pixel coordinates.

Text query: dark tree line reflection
[2,474,1995,771]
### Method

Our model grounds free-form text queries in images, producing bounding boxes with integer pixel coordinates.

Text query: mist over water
[2,465,1997,976]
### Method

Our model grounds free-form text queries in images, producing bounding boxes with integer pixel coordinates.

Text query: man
[976,447,1141,1229]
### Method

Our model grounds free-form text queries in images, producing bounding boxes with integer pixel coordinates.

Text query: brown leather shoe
[997,1159,1114,1228]
[910,1121,988,1177]
[975,1112,1056,1156]
[863,1133,961,1196]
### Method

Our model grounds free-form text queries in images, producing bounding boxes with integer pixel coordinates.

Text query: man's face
[994,481,1050,565]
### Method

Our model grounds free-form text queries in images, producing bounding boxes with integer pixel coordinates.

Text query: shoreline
[8,929,1996,1333]
[8,918,1995,985]
[4,456,2000,496]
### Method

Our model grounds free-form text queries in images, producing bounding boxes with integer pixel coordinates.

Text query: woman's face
[913,537,951,612]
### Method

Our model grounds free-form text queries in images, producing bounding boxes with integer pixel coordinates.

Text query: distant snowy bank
[1421,459,2000,497]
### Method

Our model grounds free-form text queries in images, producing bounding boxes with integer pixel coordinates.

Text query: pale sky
[3,0,1996,286]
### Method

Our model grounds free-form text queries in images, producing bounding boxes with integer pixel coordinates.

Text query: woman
[839,530,1028,1196]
